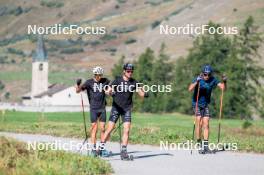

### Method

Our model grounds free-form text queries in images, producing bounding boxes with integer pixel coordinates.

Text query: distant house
[22,35,88,106]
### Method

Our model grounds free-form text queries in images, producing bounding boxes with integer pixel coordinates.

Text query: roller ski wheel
[215,145,228,152]
[220,144,229,151]
[198,148,216,154]
[121,155,133,161]
[129,155,134,161]
[120,150,134,161]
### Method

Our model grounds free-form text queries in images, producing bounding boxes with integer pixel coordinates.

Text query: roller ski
[120,150,134,161]
[89,149,99,157]
[99,149,112,157]
[215,144,229,152]
[198,147,216,154]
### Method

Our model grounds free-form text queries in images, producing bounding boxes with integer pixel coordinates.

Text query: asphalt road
[1,132,263,175]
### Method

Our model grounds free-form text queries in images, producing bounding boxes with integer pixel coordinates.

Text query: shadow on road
[107,151,173,161]
[110,151,151,156]
[133,153,173,159]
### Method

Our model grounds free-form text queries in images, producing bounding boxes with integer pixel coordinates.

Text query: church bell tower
[31,35,48,97]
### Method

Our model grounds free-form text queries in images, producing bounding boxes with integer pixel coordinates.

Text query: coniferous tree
[174,18,264,119]
[133,48,155,112]
[151,43,175,112]
[111,55,125,78]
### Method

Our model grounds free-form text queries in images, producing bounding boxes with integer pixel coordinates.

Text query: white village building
[22,35,88,107]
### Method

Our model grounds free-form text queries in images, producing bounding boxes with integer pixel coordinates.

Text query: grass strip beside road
[0,111,264,153]
[0,136,113,175]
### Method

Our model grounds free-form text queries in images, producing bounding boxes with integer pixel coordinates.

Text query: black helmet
[123,63,134,70]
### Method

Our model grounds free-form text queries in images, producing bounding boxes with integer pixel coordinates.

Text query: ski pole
[79,93,88,152]
[105,117,123,143]
[112,119,123,134]
[217,88,224,143]
[191,81,200,154]
[119,117,122,152]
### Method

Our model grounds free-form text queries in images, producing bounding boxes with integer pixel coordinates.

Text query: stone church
[22,35,88,107]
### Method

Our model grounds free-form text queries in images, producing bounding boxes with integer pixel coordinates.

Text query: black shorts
[192,106,210,117]
[109,105,131,123]
[90,109,106,123]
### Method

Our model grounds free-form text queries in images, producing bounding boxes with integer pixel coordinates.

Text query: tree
[133,48,155,84]
[234,16,264,118]
[174,18,264,119]
[133,48,155,112]
[133,45,175,112]
[150,43,175,112]
[4,92,10,99]
[0,81,5,90]
[111,55,125,78]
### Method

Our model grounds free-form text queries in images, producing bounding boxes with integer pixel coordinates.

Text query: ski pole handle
[76,78,82,86]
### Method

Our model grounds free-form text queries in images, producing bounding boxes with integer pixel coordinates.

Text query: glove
[144,92,149,98]
[222,74,227,83]
[196,75,203,82]
[76,79,82,86]
[111,91,116,97]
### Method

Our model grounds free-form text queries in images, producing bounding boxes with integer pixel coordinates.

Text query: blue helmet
[202,64,213,74]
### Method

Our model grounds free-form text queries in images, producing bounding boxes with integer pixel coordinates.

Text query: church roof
[33,35,47,62]
[34,84,68,98]
[21,92,31,99]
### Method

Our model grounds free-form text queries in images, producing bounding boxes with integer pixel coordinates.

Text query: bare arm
[220,75,227,90]
[188,81,198,92]
[137,87,146,98]
[189,75,202,92]
[76,85,82,93]
[217,82,226,91]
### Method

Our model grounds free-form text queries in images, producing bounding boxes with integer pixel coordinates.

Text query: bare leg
[199,119,203,140]
[202,117,210,140]
[99,122,105,142]
[122,122,131,146]
[102,121,116,142]
[195,116,202,140]
[90,122,98,145]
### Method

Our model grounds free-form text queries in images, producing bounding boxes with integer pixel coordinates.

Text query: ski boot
[120,149,133,161]
[90,149,98,157]
[99,149,112,157]
[196,139,202,150]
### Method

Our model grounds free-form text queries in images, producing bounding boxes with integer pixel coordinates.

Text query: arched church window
[39,63,43,71]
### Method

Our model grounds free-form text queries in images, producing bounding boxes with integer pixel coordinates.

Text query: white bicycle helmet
[92,66,104,75]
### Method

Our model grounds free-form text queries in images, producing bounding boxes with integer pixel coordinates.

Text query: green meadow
[1,111,264,153]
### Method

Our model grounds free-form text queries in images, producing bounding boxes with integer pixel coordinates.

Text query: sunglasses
[126,70,133,73]
[203,73,210,77]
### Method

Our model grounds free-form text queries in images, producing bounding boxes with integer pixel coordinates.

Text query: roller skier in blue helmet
[188,64,227,154]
